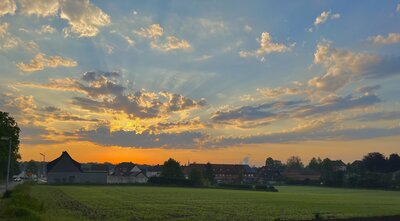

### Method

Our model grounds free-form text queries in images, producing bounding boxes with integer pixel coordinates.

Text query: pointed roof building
[47,151,82,173]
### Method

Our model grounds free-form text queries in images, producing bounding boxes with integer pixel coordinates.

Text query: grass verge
[0,182,44,221]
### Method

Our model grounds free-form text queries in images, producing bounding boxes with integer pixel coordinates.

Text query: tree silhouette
[204,162,215,184]
[0,111,21,180]
[286,156,304,169]
[362,152,387,172]
[161,158,184,178]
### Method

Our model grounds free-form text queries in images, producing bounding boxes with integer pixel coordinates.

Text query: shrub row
[218,183,278,192]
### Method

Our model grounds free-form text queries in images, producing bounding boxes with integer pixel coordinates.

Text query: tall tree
[0,111,21,180]
[203,162,215,184]
[286,156,304,169]
[189,168,203,186]
[307,157,322,171]
[388,154,400,172]
[161,158,184,178]
[362,152,387,172]
[265,157,284,171]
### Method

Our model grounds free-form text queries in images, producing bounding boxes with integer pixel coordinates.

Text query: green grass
[3,185,400,221]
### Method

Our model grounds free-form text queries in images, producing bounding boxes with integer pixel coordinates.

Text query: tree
[265,157,284,171]
[203,162,215,184]
[388,154,400,172]
[362,152,387,172]
[189,168,203,186]
[0,111,21,180]
[286,156,304,169]
[307,157,322,171]
[161,158,184,178]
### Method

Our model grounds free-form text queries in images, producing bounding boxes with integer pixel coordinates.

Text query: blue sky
[1,0,400,164]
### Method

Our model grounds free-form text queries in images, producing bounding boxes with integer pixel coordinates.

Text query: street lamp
[1,136,12,192]
[40,153,45,178]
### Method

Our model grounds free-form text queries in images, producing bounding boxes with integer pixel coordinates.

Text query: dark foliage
[188,168,203,186]
[0,183,44,221]
[0,111,21,180]
[160,158,184,179]
[203,162,215,184]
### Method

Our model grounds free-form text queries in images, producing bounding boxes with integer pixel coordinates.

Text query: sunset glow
[1,0,400,165]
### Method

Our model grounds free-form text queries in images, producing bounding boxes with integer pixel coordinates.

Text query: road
[0,181,19,195]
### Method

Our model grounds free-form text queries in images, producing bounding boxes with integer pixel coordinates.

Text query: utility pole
[1,136,12,192]
[40,153,45,178]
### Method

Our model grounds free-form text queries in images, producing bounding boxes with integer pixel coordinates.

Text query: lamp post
[40,153,45,178]
[1,136,12,192]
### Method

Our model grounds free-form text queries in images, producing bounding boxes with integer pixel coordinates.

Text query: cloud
[369,33,400,45]
[121,35,135,46]
[72,90,206,119]
[18,71,207,119]
[244,25,252,33]
[16,53,78,72]
[212,94,380,128]
[18,0,59,17]
[60,0,111,37]
[314,11,330,26]
[0,23,9,37]
[307,42,400,92]
[239,32,293,61]
[0,0,16,17]
[355,85,381,94]
[256,87,303,98]
[353,111,400,122]
[134,24,191,51]
[314,11,340,27]
[148,118,205,133]
[2,23,53,52]
[211,100,306,128]
[150,36,191,51]
[397,4,400,13]
[294,94,381,118]
[0,22,19,50]
[330,13,341,19]
[17,0,110,37]
[40,105,100,122]
[38,25,56,34]
[217,126,400,146]
[309,11,340,32]
[134,24,164,39]
[74,125,205,148]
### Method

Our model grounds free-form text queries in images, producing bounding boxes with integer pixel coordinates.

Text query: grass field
[3,185,400,221]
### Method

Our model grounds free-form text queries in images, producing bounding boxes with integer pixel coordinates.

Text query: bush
[254,185,279,192]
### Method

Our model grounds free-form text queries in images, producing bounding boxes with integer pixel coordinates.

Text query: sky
[1,0,400,166]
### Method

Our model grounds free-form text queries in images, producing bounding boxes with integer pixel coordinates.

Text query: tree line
[264,153,400,189]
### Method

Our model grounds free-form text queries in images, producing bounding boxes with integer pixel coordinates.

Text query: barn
[47,151,107,184]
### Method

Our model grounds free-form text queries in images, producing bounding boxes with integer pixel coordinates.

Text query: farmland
[2,184,400,221]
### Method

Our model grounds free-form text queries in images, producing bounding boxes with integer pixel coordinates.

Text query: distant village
[15,151,400,189]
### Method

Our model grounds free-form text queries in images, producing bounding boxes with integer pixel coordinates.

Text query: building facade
[47,151,107,184]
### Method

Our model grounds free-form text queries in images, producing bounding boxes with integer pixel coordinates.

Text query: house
[184,163,256,183]
[145,165,162,178]
[282,169,321,183]
[256,166,283,184]
[107,162,148,184]
[47,151,107,184]
[331,160,347,171]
